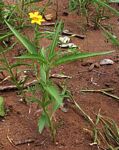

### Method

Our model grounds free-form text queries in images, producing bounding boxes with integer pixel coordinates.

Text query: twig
[14,138,35,146]
[50,73,72,79]
[81,88,119,102]
[7,129,19,150]
[0,80,37,91]
[39,27,86,39]
[0,74,71,91]
[81,88,114,92]
[7,135,15,147]
[34,138,47,146]
[0,76,11,84]
[102,91,119,101]
[62,30,86,39]
[41,22,55,26]
[73,100,94,125]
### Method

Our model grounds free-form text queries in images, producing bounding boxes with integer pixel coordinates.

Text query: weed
[74,101,119,149]
[0,42,31,100]
[5,14,114,142]
[69,0,119,29]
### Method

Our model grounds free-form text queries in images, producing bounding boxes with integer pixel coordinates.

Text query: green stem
[34,24,39,47]
[2,53,24,94]
[41,68,56,142]
[43,106,56,143]
[21,0,25,11]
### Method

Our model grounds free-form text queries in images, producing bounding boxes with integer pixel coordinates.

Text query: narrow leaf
[45,84,63,106]
[38,113,46,133]
[16,54,46,63]
[55,51,114,66]
[5,21,37,54]
[40,65,46,83]
[93,0,119,16]
[49,21,62,60]
[10,62,31,69]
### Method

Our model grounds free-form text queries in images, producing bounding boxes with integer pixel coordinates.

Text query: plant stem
[34,24,39,47]
[21,0,25,11]
[43,104,56,143]
[1,53,24,96]
[44,67,56,142]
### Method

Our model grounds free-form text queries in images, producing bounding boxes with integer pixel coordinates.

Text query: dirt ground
[0,0,119,150]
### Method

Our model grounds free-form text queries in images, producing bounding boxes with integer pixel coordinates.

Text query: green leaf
[101,27,119,46]
[0,32,13,41]
[0,58,5,62]
[0,42,17,54]
[0,67,7,71]
[54,51,114,66]
[109,0,119,2]
[49,21,62,60]
[45,84,63,107]
[5,21,37,54]
[69,0,79,11]
[38,113,47,133]
[93,0,119,16]
[16,54,46,64]
[10,62,31,69]
[40,65,46,83]
[0,96,5,117]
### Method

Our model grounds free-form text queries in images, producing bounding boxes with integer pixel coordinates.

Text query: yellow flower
[29,11,45,25]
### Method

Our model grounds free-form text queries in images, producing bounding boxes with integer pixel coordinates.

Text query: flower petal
[37,21,41,25]
[31,20,36,24]
[34,11,39,16]
[29,12,35,18]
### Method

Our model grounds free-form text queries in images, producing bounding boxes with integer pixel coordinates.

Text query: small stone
[59,43,78,48]
[59,36,70,44]
[23,70,27,74]
[55,142,58,145]
[100,59,114,65]
[59,43,69,48]
[44,14,53,21]
[63,30,70,34]
[68,43,78,48]
[44,8,56,21]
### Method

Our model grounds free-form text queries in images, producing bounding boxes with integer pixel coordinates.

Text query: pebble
[59,36,70,44]
[59,43,78,48]
[44,14,53,21]
[100,59,114,65]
